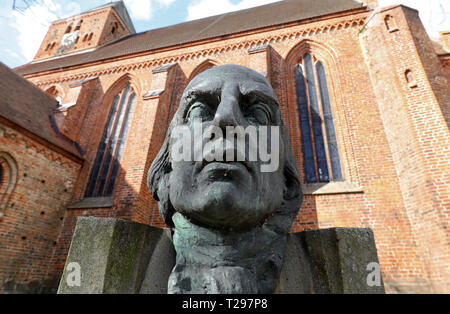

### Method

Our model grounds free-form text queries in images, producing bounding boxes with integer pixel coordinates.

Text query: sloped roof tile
[0,62,83,158]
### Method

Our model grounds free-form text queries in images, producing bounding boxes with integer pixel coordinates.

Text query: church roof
[15,0,366,75]
[0,62,83,159]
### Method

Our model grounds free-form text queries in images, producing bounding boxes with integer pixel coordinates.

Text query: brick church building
[0,0,448,293]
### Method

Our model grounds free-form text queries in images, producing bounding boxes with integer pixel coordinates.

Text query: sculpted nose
[212,95,242,129]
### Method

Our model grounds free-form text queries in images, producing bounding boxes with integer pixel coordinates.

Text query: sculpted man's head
[148,65,302,233]
[148,64,303,294]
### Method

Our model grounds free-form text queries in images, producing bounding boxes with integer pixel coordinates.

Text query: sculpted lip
[202,161,247,172]
[198,142,253,173]
[199,160,252,174]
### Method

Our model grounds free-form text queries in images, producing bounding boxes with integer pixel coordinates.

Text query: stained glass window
[294,54,343,183]
[85,85,136,197]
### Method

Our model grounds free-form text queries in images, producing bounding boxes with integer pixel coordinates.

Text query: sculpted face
[168,65,285,229]
[149,64,301,232]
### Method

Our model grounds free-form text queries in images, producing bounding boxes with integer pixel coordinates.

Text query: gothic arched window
[85,85,137,197]
[0,152,18,220]
[294,53,343,183]
[111,22,118,34]
[188,60,218,82]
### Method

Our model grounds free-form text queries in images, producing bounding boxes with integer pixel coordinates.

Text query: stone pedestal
[57,217,175,294]
[57,217,384,294]
[276,228,385,293]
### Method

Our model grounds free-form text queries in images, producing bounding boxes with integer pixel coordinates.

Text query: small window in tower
[83,34,89,42]
[45,43,51,51]
[65,24,73,34]
[88,33,93,41]
[405,69,417,88]
[75,20,83,31]
[384,15,398,33]
[111,22,118,35]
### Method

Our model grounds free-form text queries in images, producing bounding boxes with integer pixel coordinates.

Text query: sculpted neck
[168,212,287,294]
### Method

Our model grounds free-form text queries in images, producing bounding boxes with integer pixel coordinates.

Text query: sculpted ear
[265,141,302,234]
[283,159,301,201]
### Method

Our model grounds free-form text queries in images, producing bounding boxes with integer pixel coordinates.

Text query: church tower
[33,1,135,61]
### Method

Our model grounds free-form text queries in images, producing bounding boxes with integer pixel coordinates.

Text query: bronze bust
[148,65,302,294]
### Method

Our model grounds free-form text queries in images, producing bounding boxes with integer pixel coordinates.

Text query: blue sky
[0,0,448,68]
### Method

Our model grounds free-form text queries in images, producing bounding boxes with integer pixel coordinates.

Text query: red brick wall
[361,5,449,293]
[402,8,449,293]
[0,123,80,293]
[22,6,449,293]
[59,79,99,142]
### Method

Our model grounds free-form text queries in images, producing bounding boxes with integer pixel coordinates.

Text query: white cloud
[122,0,177,20]
[157,0,176,7]
[1,47,26,64]
[124,0,154,21]
[187,0,281,21]
[11,0,61,62]
[124,0,177,20]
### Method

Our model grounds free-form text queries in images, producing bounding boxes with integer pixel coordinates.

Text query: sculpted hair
[147,117,176,225]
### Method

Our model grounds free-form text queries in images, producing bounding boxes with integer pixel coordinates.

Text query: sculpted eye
[186,102,214,122]
[245,104,271,126]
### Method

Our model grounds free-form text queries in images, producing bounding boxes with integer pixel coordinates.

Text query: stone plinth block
[58,218,384,294]
[57,217,175,294]
[276,228,385,294]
